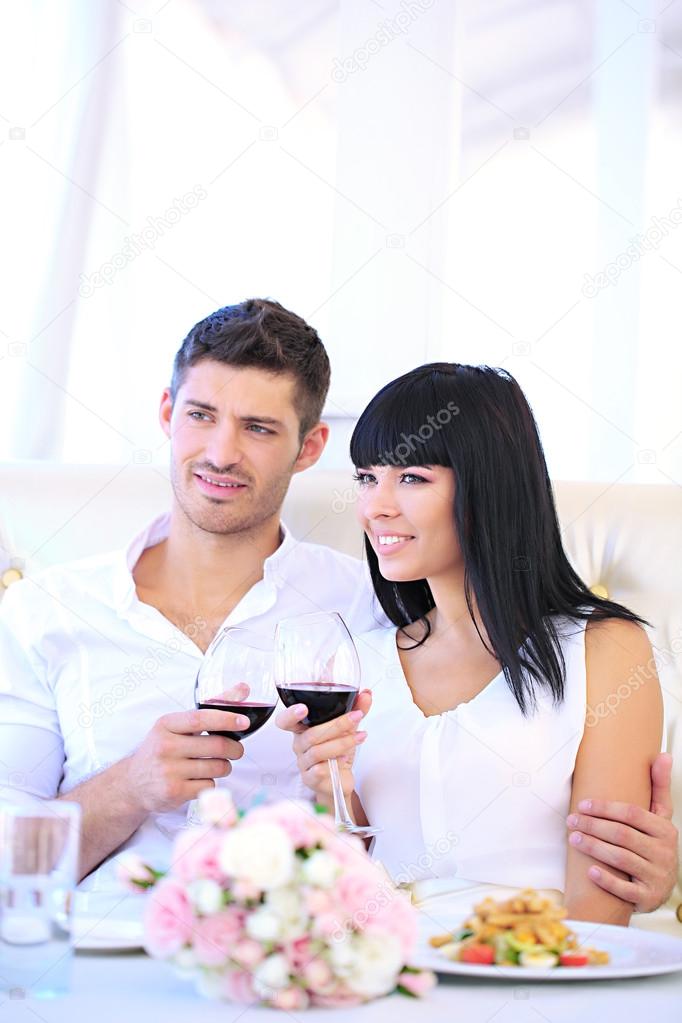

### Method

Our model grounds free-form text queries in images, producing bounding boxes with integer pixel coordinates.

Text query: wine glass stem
[327,757,356,830]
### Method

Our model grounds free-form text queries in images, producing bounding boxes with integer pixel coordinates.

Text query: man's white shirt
[0,513,386,894]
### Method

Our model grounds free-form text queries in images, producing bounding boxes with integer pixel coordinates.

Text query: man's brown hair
[171,299,331,439]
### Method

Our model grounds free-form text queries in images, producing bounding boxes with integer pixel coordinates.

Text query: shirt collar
[113,512,297,612]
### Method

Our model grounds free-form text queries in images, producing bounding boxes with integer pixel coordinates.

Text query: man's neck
[133,507,284,649]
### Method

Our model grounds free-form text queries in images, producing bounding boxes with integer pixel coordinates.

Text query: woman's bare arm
[564,617,663,924]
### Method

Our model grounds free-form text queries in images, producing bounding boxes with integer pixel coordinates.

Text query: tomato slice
[559,953,589,967]
[460,943,495,965]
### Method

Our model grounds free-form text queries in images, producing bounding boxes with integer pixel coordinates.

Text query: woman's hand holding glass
[274,611,379,838]
[277,688,372,808]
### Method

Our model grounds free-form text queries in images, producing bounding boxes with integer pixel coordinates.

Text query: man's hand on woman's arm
[59,707,245,882]
[566,752,678,913]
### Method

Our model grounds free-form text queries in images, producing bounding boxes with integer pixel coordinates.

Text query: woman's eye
[352,472,375,485]
[401,473,427,484]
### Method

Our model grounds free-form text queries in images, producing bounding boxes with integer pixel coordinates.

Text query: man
[0,299,677,914]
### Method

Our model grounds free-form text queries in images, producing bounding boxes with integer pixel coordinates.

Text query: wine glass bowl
[194,628,277,741]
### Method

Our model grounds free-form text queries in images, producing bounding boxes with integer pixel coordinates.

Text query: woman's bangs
[350,376,454,469]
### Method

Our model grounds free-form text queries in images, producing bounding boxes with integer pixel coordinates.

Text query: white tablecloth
[1,949,678,1023]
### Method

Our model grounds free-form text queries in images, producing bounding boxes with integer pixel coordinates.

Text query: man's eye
[246,424,274,434]
[188,411,211,421]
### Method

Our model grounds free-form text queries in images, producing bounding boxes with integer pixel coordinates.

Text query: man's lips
[193,471,248,496]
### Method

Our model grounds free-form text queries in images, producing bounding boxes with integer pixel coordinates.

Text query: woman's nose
[360,479,399,520]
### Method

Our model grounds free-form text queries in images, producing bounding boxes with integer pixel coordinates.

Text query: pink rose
[285,936,314,972]
[231,878,261,902]
[335,870,383,922]
[376,896,419,957]
[331,868,418,954]
[302,957,334,993]
[192,908,245,967]
[245,802,318,848]
[116,853,157,892]
[365,889,418,957]
[270,986,310,1010]
[144,878,195,958]
[221,969,257,1005]
[196,788,238,828]
[398,970,437,997]
[304,888,333,915]
[231,938,265,968]
[318,827,367,867]
[171,826,225,884]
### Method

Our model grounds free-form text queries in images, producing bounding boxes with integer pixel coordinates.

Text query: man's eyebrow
[182,399,218,412]
[182,400,284,427]
[238,415,284,427]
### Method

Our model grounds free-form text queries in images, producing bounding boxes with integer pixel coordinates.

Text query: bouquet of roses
[118,790,435,1009]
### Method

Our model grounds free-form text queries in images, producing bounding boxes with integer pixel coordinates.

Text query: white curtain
[1,0,680,487]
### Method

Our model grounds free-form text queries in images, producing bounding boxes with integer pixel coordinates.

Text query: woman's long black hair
[350,363,647,715]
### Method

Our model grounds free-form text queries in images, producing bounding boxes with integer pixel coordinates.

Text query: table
[1,949,680,1023]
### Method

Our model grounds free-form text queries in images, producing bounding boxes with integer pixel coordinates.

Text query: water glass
[0,800,81,998]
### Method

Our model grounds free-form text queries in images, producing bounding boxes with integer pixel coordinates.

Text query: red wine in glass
[276,683,356,727]
[197,699,276,739]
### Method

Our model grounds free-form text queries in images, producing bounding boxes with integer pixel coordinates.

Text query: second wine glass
[274,611,380,839]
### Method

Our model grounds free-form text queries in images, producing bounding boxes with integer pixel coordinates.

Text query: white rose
[266,887,308,941]
[332,933,403,998]
[301,850,339,889]
[253,953,290,996]
[246,908,282,942]
[328,934,355,975]
[219,823,294,891]
[187,879,223,915]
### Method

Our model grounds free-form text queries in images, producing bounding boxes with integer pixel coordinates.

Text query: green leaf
[396,984,417,998]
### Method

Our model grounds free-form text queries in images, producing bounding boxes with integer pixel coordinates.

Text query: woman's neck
[426,569,490,649]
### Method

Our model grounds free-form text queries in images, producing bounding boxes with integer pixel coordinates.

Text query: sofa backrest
[1,462,680,898]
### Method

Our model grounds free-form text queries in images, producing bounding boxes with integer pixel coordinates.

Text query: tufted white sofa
[0,462,680,916]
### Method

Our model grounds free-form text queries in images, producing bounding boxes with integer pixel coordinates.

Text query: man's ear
[159,387,173,439]
[293,421,330,474]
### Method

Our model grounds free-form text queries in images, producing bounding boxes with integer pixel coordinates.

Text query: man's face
[160,361,326,536]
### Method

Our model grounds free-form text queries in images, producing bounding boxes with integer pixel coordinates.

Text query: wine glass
[186,628,277,826]
[194,627,277,739]
[274,611,380,838]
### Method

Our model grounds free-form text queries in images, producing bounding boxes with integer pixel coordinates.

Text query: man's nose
[204,422,243,469]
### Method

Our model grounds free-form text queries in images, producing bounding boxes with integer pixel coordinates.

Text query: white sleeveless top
[353,616,587,896]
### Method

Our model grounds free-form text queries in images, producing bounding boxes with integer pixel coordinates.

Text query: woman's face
[354,464,461,582]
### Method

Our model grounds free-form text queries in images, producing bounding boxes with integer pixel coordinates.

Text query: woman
[279,363,663,925]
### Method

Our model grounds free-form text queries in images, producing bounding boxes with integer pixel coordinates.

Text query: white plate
[413,916,682,980]
[73,917,146,952]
